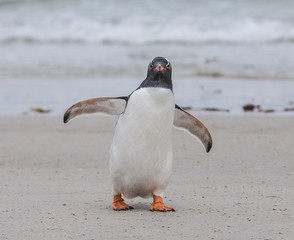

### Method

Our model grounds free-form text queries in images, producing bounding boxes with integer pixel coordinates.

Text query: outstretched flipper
[64,97,128,123]
[174,105,212,152]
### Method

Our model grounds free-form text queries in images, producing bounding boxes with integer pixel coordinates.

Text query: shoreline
[1,115,293,239]
[1,76,294,116]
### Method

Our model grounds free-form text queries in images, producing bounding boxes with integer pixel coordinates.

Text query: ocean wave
[1,0,294,82]
[0,0,294,45]
[2,37,294,45]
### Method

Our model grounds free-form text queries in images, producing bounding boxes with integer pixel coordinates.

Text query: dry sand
[0,114,293,239]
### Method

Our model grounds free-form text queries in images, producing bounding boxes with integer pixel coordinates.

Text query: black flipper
[64,97,128,123]
[174,105,212,152]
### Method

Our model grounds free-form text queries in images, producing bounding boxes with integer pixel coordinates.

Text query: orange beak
[154,66,167,71]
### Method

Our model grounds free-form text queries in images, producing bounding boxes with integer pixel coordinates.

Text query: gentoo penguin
[64,56,212,212]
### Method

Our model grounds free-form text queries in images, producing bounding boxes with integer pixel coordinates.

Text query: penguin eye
[149,63,154,68]
[166,63,170,68]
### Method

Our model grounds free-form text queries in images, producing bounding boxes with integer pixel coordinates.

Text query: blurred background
[1,0,294,114]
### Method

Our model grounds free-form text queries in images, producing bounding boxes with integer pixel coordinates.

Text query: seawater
[1,0,294,45]
[1,77,294,115]
[0,0,293,114]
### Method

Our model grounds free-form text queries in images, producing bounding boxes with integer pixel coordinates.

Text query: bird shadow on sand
[127,202,150,211]
[103,202,148,212]
[105,202,178,213]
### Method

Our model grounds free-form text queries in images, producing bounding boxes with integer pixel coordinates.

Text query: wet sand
[0,114,293,239]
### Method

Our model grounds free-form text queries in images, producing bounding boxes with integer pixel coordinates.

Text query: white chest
[109,87,175,198]
[123,87,175,131]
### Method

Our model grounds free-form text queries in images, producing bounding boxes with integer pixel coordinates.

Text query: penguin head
[148,56,171,79]
[144,56,172,90]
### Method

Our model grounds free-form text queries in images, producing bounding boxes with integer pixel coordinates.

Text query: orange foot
[149,195,175,212]
[112,194,133,211]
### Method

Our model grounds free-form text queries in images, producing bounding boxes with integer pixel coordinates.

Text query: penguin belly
[110,87,175,199]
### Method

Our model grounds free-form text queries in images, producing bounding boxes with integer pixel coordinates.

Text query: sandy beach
[0,114,293,239]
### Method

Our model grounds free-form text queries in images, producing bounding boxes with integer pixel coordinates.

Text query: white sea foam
[0,0,294,44]
[1,16,293,45]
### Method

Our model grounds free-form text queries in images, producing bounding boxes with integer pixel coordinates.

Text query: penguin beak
[154,66,167,72]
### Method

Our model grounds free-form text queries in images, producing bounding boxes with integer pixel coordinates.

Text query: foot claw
[149,195,175,212]
[112,194,133,211]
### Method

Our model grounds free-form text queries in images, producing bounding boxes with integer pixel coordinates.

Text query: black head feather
[139,56,173,91]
